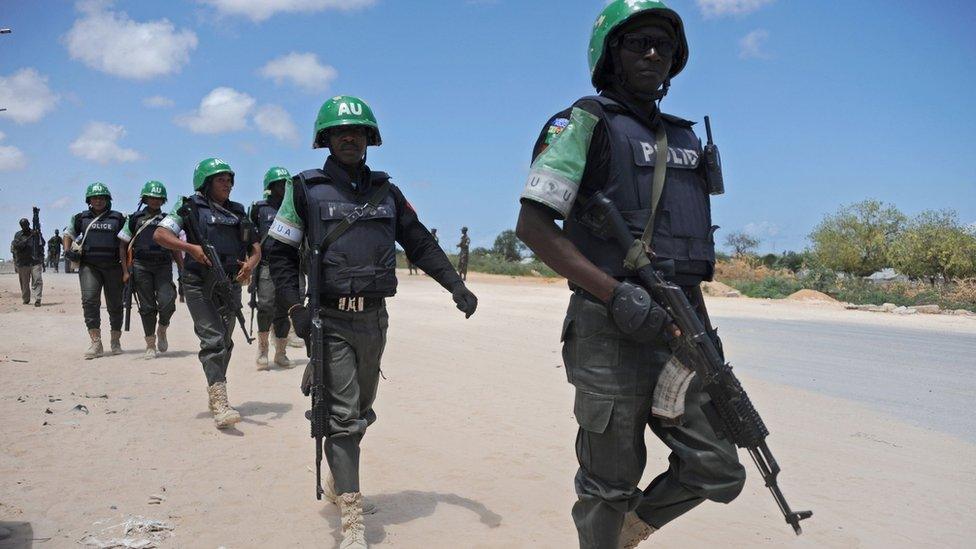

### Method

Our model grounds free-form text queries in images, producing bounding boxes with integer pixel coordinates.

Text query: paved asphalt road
[714,315,976,443]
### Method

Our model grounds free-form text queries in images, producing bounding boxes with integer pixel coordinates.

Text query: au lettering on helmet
[337,101,363,117]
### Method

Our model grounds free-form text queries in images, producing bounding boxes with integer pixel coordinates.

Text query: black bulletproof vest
[183,194,248,275]
[129,210,171,264]
[565,96,716,278]
[75,209,125,264]
[302,170,398,297]
[251,200,278,258]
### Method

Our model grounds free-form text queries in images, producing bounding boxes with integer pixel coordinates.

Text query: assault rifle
[248,260,260,335]
[177,265,185,303]
[31,207,42,263]
[177,198,254,344]
[587,191,812,535]
[123,247,136,332]
[306,228,328,500]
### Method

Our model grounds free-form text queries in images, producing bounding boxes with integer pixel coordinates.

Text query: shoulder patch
[545,118,570,145]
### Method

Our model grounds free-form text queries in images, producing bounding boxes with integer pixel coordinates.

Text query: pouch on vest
[318,202,397,295]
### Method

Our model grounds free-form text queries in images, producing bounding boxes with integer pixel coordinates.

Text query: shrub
[809,200,906,276]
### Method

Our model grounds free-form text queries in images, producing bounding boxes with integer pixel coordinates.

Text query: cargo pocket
[573,390,614,434]
[560,316,575,384]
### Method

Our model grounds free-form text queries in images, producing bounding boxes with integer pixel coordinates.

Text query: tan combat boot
[144,335,158,360]
[273,337,291,368]
[109,330,123,355]
[156,324,169,353]
[208,382,241,429]
[323,470,377,514]
[337,492,368,549]
[256,332,270,371]
[619,512,655,549]
[85,329,104,360]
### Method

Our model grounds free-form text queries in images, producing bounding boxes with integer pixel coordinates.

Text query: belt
[322,296,384,313]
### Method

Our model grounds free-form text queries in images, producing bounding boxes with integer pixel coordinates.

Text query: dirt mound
[702,281,741,298]
[788,289,838,302]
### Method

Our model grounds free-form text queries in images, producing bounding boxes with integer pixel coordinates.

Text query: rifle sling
[624,123,668,272]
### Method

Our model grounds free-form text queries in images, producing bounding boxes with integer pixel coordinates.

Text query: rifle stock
[587,191,812,535]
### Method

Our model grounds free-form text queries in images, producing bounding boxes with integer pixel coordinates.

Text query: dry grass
[713,257,794,283]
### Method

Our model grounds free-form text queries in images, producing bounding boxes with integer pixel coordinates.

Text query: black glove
[64,249,81,263]
[452,283,478,318]
[289,304,311,340]
[607,282,671,342]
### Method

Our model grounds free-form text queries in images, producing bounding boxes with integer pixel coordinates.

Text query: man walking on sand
[516,2,745,547]
[268,95,478,548]
[10,217,43,306]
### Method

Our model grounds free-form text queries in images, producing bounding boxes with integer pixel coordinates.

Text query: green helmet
[588,0,689,90]
[85,181,112,200]
[140,180,168,201]
[313,95,381,149]
[193,157,234,191]
[263,166,291,191]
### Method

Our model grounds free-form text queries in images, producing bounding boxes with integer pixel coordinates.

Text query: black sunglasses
[617,33,676,58]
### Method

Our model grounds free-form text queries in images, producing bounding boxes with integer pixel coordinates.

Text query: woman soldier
[118,181,183,359]
[154,158,261,429]
[63,182,127,359]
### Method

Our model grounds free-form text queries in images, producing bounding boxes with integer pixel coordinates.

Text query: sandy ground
[1,270,974,548]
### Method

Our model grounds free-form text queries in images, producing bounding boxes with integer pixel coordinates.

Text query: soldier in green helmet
[154,158,261,430]
[456,226,470,281]
[118,181,183,359]
[516,1,745,547]
[248,166,299,370]
[267,95,477,548]
[63,183,128,358]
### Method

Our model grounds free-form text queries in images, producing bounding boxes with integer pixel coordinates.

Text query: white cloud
[50,196,73,209]
[0,68,60,124]
[175,87,255,134]
[697,0,775,18]
[739,29,770,59]
[69,121,142,164]
[143,95,175,108]
[743,221,781,238]
[64,1,198,80]
[0,131,27,171]
[254,104,299,143]
[259,52,338,93]
[200,0,376,22]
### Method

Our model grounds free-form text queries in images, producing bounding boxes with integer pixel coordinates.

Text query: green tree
[809,200,906,276]
[492,230,527,262]
[774,250,809,273]
[889,210,976,284]
[724,231,760,257]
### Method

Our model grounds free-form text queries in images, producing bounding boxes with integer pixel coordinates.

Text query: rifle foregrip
[310,394,329,438]
[713,375,769,448]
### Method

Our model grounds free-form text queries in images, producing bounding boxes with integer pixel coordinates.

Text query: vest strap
[624,123,668,271]
[319,180,391,250]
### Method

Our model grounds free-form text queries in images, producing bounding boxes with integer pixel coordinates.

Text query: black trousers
[79,262,124,331]
[563,292,746,548]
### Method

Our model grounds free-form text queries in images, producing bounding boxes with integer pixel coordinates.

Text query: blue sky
[1,0,974,257]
